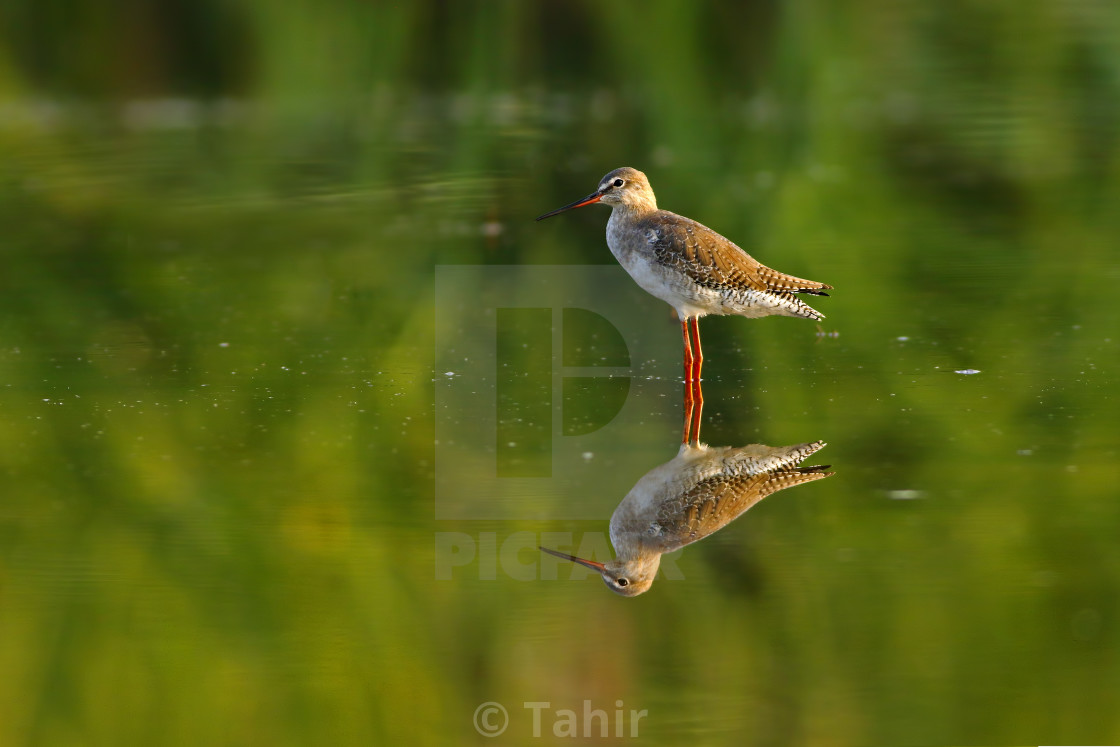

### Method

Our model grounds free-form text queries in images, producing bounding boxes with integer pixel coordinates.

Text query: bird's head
[539,545,660,597]
[535,167,656,220]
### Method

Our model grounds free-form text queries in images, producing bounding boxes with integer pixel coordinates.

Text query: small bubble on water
[955,369,981,375]
[581,452,594,461]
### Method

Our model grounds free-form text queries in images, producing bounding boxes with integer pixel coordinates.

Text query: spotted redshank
[536,167,832,398]
[540,436,832,597]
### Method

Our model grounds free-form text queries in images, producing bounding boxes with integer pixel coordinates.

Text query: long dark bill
[535,191,602,221]
[538,546,607,572]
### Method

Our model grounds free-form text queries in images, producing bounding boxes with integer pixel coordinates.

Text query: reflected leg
[681,318,694,387]
[681,318,695,443]
[682,390,695,445]
[689,370,704,445]
[685,318,705,444]
[689,317,704,387]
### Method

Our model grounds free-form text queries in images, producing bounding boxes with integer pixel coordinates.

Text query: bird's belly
[608,445,721,552]
[614,255,804,320]
[611,249,721,319]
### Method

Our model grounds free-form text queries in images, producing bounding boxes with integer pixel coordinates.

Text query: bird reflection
[541,382,833,596]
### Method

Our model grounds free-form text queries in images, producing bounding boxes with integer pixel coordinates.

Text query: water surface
[2,3,1120,745]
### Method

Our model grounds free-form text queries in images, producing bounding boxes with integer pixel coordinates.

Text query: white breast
[605,212,717,319]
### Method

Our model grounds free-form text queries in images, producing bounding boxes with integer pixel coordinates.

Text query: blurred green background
[1,1,1119,745]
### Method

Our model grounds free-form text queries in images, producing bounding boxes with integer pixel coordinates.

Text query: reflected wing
[642,212,832,297]
[653,463,833,552]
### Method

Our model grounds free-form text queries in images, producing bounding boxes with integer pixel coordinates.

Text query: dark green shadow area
[561,376,630,437]
[496,307,552,478]
[562,307,631,368]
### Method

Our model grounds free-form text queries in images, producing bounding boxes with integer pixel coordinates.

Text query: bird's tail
[759,464,834,498]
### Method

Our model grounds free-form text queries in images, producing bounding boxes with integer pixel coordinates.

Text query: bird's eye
[616,578,629,587]
[613,178,624,188]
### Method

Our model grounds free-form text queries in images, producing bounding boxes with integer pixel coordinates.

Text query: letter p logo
[435,265,679,520]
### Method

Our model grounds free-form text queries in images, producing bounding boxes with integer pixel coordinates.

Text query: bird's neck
[616,551,661,581]
[612,197,657,220]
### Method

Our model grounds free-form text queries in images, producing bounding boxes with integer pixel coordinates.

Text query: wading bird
[540,438,832,596]
[539,378,833,596]
[537,167,832,400]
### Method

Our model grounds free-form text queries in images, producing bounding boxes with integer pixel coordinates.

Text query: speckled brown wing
[652,464,833,553]
[642,211,832,296]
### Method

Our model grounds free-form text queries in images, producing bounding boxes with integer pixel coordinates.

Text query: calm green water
[2,3,1120,745]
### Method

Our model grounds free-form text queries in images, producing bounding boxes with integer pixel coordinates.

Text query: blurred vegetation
[1,1,1119,745]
